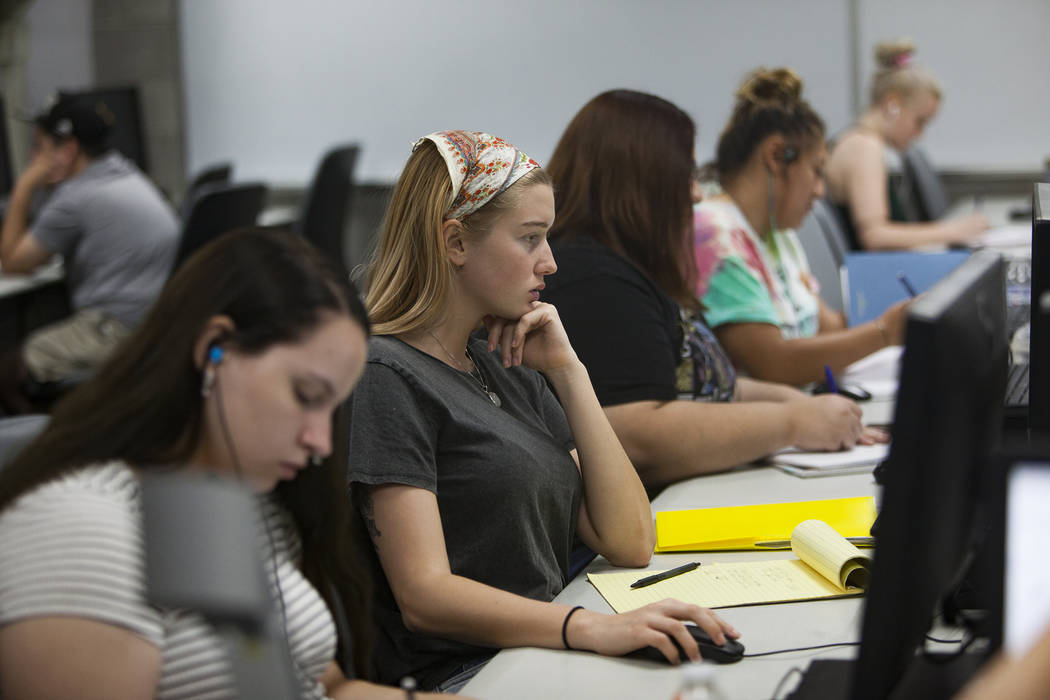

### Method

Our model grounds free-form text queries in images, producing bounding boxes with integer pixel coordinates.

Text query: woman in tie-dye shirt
[693,67,909,386]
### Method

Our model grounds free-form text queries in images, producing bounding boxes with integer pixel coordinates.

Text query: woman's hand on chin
[483,302,579,375]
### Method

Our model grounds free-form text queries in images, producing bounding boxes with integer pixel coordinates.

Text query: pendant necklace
[427,330,502,407]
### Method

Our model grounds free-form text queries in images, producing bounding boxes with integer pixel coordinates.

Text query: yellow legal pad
[654,496,876,552]
[590,520,871,611]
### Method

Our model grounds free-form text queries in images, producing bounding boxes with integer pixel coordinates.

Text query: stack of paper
[840,345,903,400]
[654,496,877,552]
[769,443,889,479]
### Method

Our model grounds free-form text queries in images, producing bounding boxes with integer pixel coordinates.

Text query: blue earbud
[783,146,798,163]
[207,345,224,365]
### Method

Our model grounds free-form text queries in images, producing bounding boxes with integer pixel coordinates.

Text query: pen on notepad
[630,561,701,589]
[754,536,875,549]
[823,365,839,395]
[896,271,918,298]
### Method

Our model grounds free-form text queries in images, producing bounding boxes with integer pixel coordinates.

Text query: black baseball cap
[32,94,115,150]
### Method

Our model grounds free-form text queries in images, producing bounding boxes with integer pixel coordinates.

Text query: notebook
[654,496,877,552]
[590,520,871,611]
[842,250,970,326]
[768,443,889,472]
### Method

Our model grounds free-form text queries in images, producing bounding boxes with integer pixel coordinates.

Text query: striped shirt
[0,462,337,699]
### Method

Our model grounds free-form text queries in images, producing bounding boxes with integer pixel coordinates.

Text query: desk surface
[462,467,878,699]
[0,262,64,299]
[946,194,1031,231]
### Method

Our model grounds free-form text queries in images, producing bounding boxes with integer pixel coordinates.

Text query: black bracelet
[562,605,585,650]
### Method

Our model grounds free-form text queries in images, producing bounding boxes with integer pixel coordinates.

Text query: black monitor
[850,249,1008,699]
[1030,182,1050,432]
[0,93,14,195]
[58,86,148,173]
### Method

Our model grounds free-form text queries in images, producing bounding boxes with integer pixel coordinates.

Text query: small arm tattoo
[362,490,381,542]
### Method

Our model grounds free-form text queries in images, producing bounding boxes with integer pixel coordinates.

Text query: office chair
[797,201,847,312]
[0,414,48,470]
[180,162,233,220]
[296,145,360,274]
[173,182,268,271]
[903,146,950,221]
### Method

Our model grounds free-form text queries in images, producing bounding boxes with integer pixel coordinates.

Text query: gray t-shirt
[31,151,178,327]
[347,335,580,689]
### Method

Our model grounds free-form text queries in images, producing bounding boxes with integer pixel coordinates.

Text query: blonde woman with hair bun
[825,39,988,250]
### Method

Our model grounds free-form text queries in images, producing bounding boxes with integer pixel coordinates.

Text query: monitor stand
[787,650,988,700]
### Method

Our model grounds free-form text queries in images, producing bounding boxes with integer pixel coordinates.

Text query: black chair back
[173,183,267,270]
[903,147,950,221]
[180,162,234,219]
[297,145,359,273]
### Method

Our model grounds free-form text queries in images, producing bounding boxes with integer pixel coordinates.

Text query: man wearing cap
[0,94,178,411]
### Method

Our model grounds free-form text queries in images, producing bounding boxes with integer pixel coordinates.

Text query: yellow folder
[654,496,877,552]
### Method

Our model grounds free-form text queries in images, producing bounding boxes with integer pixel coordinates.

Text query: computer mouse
[626,624,745,665]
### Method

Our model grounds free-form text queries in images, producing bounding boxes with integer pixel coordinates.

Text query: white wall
[858,0,1050,171]
[180,0,1048,184]
[180,0,851,183]
[25,0,93,113]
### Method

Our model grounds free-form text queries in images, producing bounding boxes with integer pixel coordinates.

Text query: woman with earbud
[0,230,451,699]
[825,39,988,250]
[347,131,740,692]
[692,67,909,386]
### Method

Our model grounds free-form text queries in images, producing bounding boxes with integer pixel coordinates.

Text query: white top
[0,462,336,699]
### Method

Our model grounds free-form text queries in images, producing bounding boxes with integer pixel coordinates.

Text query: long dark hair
[547,89,698,307]
[0,227,374,677]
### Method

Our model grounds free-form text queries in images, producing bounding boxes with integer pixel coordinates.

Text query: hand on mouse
[563,599,740,665]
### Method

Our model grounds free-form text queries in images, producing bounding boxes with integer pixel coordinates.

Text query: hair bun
[736,68,803,105]
[875,38,916,70]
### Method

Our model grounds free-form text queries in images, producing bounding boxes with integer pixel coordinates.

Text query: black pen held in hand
[630,561,701,589]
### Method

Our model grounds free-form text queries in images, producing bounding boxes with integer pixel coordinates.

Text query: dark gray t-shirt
[347,335,580,689]
[31,151,178,327]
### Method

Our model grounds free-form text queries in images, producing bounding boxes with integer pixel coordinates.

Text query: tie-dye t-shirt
[692,198,821,339]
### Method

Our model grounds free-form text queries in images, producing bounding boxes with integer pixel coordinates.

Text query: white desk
[0,260,64,299]
[946,194,1031,231]
[462,467,878,699]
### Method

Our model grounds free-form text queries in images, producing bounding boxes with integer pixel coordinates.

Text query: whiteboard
[180,0,1048,184]
[179,0,851,183]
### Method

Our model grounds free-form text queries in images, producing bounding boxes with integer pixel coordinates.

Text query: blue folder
[843,250,971,326]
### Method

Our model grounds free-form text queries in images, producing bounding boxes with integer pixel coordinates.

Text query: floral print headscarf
[413,131,539,220]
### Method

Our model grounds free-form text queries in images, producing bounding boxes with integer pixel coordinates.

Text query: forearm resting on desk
[716,321,891,386]
[366,484,736,661]
[605,396,866,487]
[0,181,52,273]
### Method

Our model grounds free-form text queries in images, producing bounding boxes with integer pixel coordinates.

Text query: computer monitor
[0,93,14,195]
[58,86,148,173]
[851,249,1008,699]
[1029,182,1050,431]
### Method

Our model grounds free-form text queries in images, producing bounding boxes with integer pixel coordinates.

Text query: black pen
[896,271,918,298]
[630,561,701,589]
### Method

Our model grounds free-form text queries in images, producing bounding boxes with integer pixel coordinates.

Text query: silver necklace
[427,330,502,407]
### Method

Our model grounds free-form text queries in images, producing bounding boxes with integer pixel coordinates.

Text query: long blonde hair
[870,38,942,107]
[365,140,551,335]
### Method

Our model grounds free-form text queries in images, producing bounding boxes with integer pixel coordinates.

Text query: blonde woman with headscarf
[347,132,741,692]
